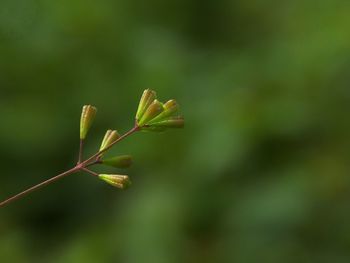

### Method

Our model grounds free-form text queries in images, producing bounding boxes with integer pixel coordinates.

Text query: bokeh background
[1,0,350,262]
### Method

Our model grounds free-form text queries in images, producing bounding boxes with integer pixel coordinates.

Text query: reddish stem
[0,167,80,208]
[82,168,99,177]
[81,125,139,166]
[0,125,139,208]
[78,139,84,164]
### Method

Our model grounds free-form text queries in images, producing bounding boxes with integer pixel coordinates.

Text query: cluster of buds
[79,107,132,189]
[135,89,184,132]
[78,89,184,190]
[0,89,184,208]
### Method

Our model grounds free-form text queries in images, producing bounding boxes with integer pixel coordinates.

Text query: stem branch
[81,125,139,166]
[0,167,79,208]
[78,139,84,164]
[82,168,98,177]
[0,125,139,208]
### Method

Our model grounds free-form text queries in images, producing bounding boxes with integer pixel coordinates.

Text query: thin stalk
[78,139,84,164]
[81,125,139,166]
[0,167,79,208]
[82,168,98,177]
[0,125,139,208]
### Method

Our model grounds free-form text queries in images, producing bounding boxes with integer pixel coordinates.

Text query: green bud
[148,99,179,124]
[80,105,97,139]
[140,117,184,132]
[138,99,163,126]
[102,155,133,168]
[99,130,120,152]
[148,116,185,129]
[98,174,131,189]
[136,89,157,122]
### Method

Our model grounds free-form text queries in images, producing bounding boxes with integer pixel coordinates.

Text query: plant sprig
[0,89,184,208]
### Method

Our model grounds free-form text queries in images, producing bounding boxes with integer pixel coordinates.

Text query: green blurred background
[1,0,350,262]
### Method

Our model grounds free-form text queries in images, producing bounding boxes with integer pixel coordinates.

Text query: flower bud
[98,174,131,189]
[80,105,97,139]
[148,99,179,124]
[102,155,133,168]
[146,116,184,129]
[99,130,120,152]
[138,99,163,126]
[136,89,157,122]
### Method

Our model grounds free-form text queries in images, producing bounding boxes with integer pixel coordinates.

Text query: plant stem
[78,139,84,164]
[82,168,98,177]
[81,125,139,166]
[0,167,79,208]
[0,125,139,208]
